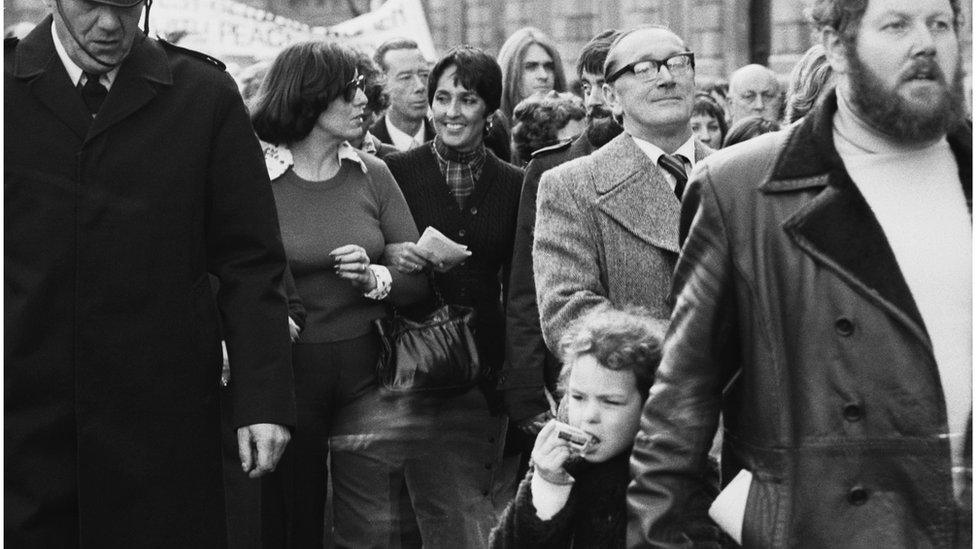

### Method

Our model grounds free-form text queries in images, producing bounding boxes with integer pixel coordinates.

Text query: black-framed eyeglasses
[343,73,366,102]
[605,52,695,84]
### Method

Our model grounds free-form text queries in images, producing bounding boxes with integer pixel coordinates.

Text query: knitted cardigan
[384,145,523,407]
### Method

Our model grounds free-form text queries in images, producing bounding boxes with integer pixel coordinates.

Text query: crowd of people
[5,0,971,547]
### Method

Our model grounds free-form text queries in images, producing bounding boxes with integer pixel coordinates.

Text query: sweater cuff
[531,469,573,520]
[363,265,392,300]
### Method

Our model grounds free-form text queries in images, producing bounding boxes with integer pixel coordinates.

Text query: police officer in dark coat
[4,0,296,544]
[500,29,623,433]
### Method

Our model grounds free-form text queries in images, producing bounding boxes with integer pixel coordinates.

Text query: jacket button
[484,462,493,470]
[843,403,863,422]
[835,317,855,336]
[848,486,869,505]
[470,207,478,215]
[458,229,466,238]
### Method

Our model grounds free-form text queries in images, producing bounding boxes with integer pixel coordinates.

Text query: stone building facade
[4,0,972,85]
[424,0,973,84]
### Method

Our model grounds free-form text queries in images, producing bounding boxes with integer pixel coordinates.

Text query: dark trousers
[330,387,508,548]
[262,333,379,549]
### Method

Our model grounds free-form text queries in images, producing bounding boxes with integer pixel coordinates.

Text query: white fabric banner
[151,0,436,61]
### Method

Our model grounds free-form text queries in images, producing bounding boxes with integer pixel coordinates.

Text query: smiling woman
[380,45,526,548]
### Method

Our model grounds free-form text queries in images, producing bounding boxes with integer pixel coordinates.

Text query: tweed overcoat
[628,91,973,548]
[5,20,296,546]
[532,132,711,349]
[499,121,623,422]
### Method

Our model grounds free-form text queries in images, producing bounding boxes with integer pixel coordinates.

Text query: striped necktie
[658,153,688,199]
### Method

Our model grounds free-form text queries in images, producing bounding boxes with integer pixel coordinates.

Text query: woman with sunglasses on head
[374,45,524,547]
[249,40,429,548]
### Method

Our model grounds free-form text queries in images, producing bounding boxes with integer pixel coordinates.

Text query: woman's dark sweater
[272,152,427,343]
[384,145,524,397]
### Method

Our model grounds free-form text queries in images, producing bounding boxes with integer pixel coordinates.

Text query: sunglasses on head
[343,74,366,102]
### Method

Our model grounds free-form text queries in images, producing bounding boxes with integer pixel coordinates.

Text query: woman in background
[691,93,729,149]
[250,40,428,548]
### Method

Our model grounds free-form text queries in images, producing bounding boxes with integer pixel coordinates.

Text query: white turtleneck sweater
[833,86,971,498]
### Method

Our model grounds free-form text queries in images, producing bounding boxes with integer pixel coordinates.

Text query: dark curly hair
[427,45,503,117]
[557,306,665,402]
[806,0,962,47]
[511,91,585,165]
[250,41,360,145]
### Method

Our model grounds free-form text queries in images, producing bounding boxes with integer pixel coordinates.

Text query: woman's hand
[530,420,575,486]
[384,242,435,273]
[330,244,376,291]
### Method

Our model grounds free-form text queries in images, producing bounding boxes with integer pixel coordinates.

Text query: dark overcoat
[5,19,296,547]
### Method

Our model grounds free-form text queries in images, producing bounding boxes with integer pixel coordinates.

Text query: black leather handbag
[373,303,481,393]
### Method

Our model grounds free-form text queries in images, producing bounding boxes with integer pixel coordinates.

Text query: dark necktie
[79,72,108,117]
[658,153,688,199]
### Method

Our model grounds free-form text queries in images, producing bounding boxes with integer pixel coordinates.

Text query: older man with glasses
[533,25,714,354]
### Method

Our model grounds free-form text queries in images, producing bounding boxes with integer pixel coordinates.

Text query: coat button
[470,207,478,215]
[843,403,863,422]
[848,486,869,505]
[835,317,855,336]
[458,229,466,238]
[484,462,493,470]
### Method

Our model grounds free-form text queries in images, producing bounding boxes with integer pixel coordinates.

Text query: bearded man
[627,0,971,546]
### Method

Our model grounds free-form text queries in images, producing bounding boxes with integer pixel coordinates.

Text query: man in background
[370,37,436,151]
[727,63,783,123]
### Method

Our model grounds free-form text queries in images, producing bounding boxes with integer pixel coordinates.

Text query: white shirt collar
[51,21,118,90]
[630,134,697,167]
[337,141,369,173]
[385,116,426,151]
[630,134,697,192]
[262,140,368,181]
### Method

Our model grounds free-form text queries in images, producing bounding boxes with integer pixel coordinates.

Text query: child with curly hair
[490,306,664,548]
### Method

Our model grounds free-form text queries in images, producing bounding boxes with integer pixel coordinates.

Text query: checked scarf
[432,135,486,210]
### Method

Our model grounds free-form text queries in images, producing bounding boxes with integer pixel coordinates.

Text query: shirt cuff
[363,264,392,300]
[530,469,573,521]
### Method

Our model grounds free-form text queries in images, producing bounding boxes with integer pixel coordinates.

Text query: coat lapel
[767,90,967,343]
[87,35,172,143]
[13,17,91,141]
[594,134,681,253]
